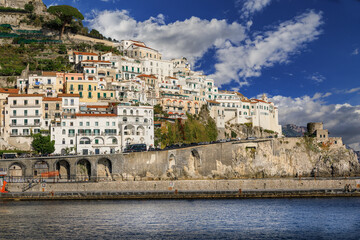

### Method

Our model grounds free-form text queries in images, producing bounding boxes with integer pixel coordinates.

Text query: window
[24,110,28,116]
[62,138,65,144]
[11,119,16,126]
[62,122,66,126]
[70,99,74,106]
[24,119,28,125]
[78,85,83,91]
[24,100,28,105]
[86,122,90,126]
[62,129,66,135]
[88,85,92,91]
[112,122,115,126]
[88,92,92,98]
[35,110,39,116]
[13,110,16,116]
[70,140,73,144]
[56,104,60,110]
[48,79,51,84]
[80,122,83,126]
[106,122,110,126]
[95,122,98,126]
[70,84,74,91]
[35,100,39,105]
[45,113,48,119]
[79,92,83,98]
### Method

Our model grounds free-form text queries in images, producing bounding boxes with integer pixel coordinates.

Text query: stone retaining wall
[7,178,360,193]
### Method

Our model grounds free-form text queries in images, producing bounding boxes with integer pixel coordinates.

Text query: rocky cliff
[209,137,360,179]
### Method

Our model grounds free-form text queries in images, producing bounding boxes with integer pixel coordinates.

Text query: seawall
[2,178,360,200]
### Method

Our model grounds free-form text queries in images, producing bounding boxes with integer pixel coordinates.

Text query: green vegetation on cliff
[155,106,218,148]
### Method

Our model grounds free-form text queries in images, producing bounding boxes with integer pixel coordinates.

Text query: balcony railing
[10,114,42,118]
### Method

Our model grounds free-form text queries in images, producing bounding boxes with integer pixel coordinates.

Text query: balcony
[10,105,40,108]
[9,123,41,127]
[77,132,119,137]
[10,114,42,118]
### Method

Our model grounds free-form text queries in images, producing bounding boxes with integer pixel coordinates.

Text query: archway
[169,154,176,170]
[191,149,201,171]
[97,158,112,180]
[8,163,24,178]
[56,160,70,180]
[76,159,91,181]
[33,161,49,177]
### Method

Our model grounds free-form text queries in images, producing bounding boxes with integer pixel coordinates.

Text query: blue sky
[43,0,360,149]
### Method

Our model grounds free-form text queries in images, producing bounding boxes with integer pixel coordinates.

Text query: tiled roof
[74,52,98,56]
[82,60,111,63]
[43,97,62,101]
[137,74,157,79]
[0,88,19,94]
[8,94,43,97]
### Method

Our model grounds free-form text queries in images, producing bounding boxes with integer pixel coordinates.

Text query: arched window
[123,109,126,115]
[144,118,148,123]
[130,110,133,115]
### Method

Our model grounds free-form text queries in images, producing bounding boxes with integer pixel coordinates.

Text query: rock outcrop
[210,137,360,179]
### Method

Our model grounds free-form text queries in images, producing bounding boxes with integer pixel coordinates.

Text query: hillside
[282,124,307,137]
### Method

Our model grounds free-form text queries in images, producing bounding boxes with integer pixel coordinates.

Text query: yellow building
[66,80,99,103]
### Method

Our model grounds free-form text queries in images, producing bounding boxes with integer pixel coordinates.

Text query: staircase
[22,182,40,192]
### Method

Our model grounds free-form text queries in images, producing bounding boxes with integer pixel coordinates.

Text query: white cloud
[87,10,246,63]
[308,72,325,83]
[270,93,360,150]
[237,0,272,19]
[347,87,360,94]
[352,48,359,55]
[210,10,323,87]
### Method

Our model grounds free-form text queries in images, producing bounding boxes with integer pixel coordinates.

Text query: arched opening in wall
[97,158,112,180]
[107,137,118,145]
[61,148,67,155]
[137,126,145,136]
[169,154,176,170]
[8,162,24,178]
[191,149,201,171]
[56,160,70,180]
[76,159,91,181]
[124,125,135,136]
[33,161,49,177]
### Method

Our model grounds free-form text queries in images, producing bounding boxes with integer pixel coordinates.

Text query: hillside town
[0,39,282,155]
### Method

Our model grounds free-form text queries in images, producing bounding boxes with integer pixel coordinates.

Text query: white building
[115,103,154,151]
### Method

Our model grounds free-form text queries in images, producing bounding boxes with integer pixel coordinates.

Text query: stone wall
[1,137,359,183]
[7,178,360,193]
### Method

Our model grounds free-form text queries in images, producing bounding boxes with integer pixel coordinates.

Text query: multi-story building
[51,102,154,154]
[42,97,62,129]
[69,51,99,65]
[0,88,19,136]
[115,103,154,150]
[52,112,121,155]
[5,94,43,150]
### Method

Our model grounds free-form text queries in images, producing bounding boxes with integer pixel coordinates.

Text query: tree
[89,29,104,39]
[47,5,84,39]
[24,2,34,13]
[31,134,55,155]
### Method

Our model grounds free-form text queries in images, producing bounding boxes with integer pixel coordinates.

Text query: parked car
[246,137,257,140]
